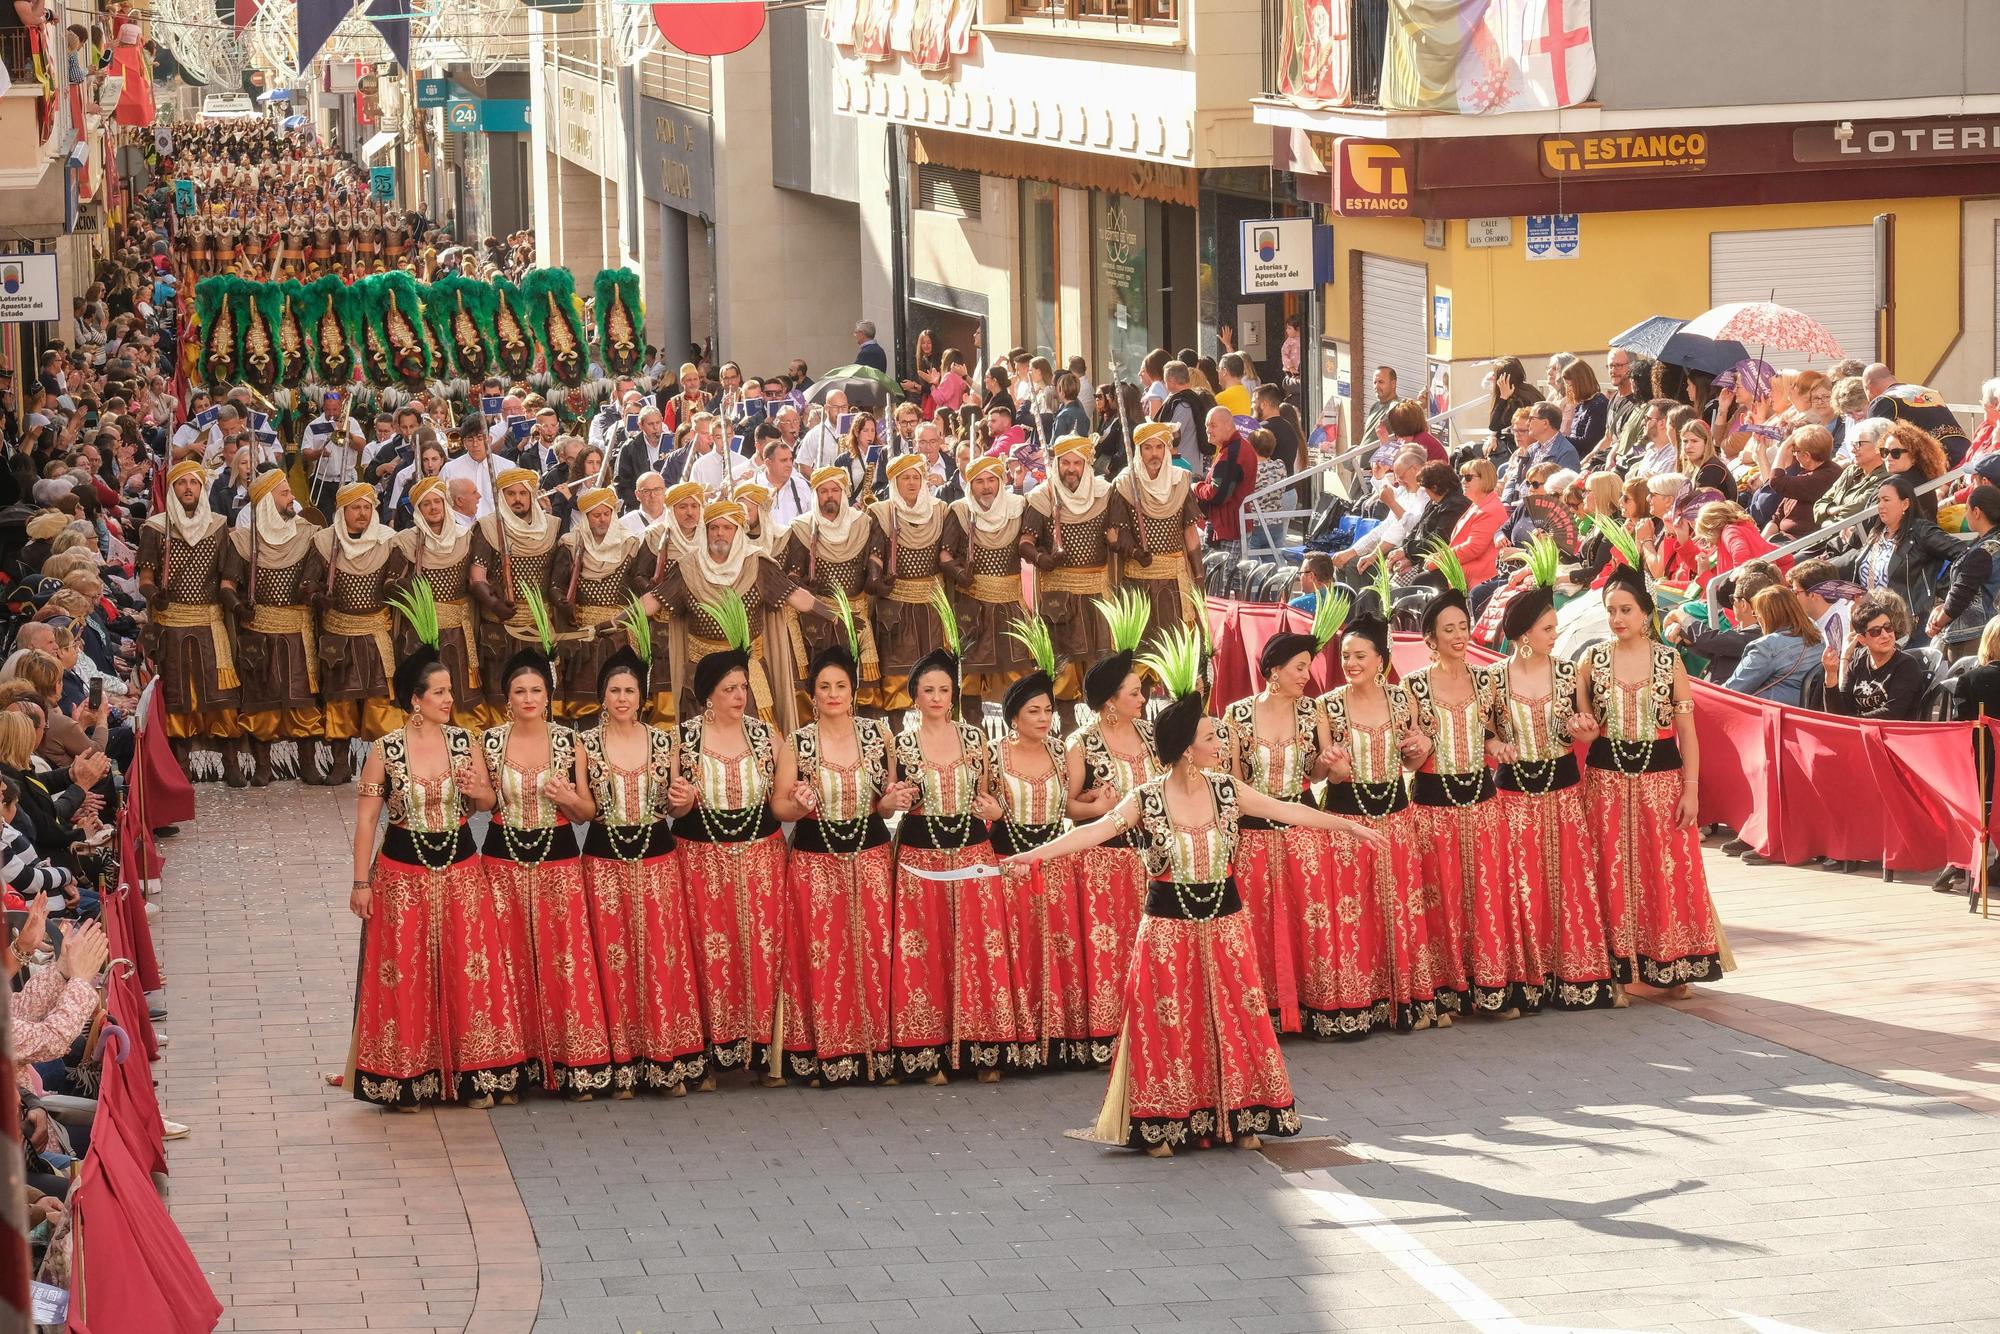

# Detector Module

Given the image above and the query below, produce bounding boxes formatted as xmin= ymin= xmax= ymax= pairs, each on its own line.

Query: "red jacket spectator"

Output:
xmin=1198 ymin=429 xmax=1256 ymax=543
xmin=1443 ymin=488 xmax=1506 ymax=585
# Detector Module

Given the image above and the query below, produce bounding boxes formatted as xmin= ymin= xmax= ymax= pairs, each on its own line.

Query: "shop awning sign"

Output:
xmin=1240 ymin=218 xmax=1317 ymax=293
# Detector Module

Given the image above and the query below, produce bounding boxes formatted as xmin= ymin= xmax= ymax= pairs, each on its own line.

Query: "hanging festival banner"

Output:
xmin=1272 ymin=0 xmax=1354 ymax=109
xmin=822 ymin=0 xmax=973 ymax=71
xmin=1380 ymin=0 xmax=1594 ymax=115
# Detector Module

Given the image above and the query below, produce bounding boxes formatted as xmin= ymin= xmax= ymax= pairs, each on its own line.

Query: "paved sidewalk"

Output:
xmin=156 ymin=785 xmax=2000 ymax=1334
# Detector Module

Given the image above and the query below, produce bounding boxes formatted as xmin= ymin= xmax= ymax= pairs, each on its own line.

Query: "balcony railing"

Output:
xmin=1008 ymin=0 xmax=1178 ymax=24
xmin=1262 ymin=0 xmax=1386 ymax=109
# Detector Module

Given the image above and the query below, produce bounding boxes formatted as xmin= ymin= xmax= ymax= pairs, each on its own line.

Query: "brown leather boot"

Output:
xmin=326 ymin=740 xmax=353 ymax=785
xmin=222 ymin=740 xmax=248 ymax=789
xmin=250 ymin=741 xmax=274 ymax=787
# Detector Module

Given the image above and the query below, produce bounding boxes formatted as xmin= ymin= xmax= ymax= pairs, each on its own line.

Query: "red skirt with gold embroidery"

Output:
xmin=994 ymin=818 xmax=1105 ymax=1070
xmin=1495 ymin=761 xmax=1617 ymax=1010
xmin=482 ymin=826 xmax=616 ymax=1094
xmin=778 ymin=825 xmax=896 ymax=1087
xmin=352 ymin=829 xmax=532 ymax=1107
xmin=1410 ymin=773 xmax=1502 ymax=1016
xmin=1233 ymin=821 xmax=1324 ymax=1033
xmin=581 ymin=821 xmax=710 ymax=1093
xmin=1291 ymin=805 xmax=1401 ymax=1039
xmin=1081 ymin=898 xmax=1302 ymax=1151
xmin=677 ymin=817 xmax=788 ymax=1074
xmin=891 ymin=826 xmax=1039 ymax=1076
xmin=1585 ymin=751 xmax=1726 ymax=989
xmin=1072 ymin=841 xmax=1148 ymax=1049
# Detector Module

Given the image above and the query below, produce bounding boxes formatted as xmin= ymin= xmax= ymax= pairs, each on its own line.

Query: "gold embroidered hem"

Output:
xmin=248 ymin=603 xmax=319 ymax=693
xmin=157 ymin=601 xmax=240 ymax=690
xmin=324 ymin=608 xmax=395 ymax=685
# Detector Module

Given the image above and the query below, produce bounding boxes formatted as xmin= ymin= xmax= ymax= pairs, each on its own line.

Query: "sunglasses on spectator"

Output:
xmin=1859 ymin=620 xmax=1895 ymax=639
xmin=1881 ymin=448 xmax=1908 ymax=459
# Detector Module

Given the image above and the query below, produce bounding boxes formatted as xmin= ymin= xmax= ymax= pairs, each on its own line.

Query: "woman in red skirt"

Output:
xmin=992 ymin=624 xmax=1101 ymax=1070
xmin=1487 ymin=549 xmax=1620 ymax=1012
xmin=1013 ymin=628 xmax=1384 ymax=1156
xmin=349 ymin=643 xmax=531 ymax=1109
xmin=890 ymin=646 xmax=1033 ymax=1081
xmin=578 ymin=646 xmax=710 ymax=1095
xmin=1063 ymin=592 xmax=1160 ymax=1053
xmin=478 ymin=649 xmax=614 ymax=1097
xmin=1581 ymin=564 xmax=1729 ymax=998
xmin=1316 ymin=616 xmax=1430 ymax=1033
xmin=671 ymin=611 xmax=790 ymax=1085
xmin=1221 ymin=603 xmax=1341 ymax=1033
xmin=773 ymin=643 xmax=918 ymax=1086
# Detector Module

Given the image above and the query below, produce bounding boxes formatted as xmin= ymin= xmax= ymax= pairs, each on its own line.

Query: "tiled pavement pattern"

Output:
xmin=159 ymin=785 xmax=2000 ymax=1334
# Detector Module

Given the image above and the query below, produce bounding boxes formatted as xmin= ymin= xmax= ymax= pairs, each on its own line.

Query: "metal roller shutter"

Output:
xmin=1360 ymin=255 xmax=1428 ymax=404
xmin=1709 ymin=225 xmax=1876 ymax=365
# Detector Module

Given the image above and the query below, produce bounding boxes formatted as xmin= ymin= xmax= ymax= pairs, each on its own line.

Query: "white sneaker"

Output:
xmin=144 ymin=902 xmax=160 ymax=918
xmin=161 ymin=1119 xmax=189 ymax=1141
xmin=153 ymin=1028 xmax=169 ymax=1049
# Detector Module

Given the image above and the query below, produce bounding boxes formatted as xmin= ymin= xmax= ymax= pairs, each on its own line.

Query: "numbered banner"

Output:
xmin=173 ymin=178 xmax=196 ymax=215
xmin=369 ymin=165 xmax=395 ymax=202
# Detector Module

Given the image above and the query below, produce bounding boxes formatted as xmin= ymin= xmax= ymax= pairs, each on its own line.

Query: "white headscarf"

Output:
xmin=885 ymin=473 xmax=945 ymax=546
xmin=329 ymin=506 xmax=397 ymax=569
xmin=155 ymin=478 xmax=216 ymax=547
xmin=497 ymin=485 xmax=558 ymax=549
xmin=965 ymin=484 xmax=1026 ymax=540
xmin=1130 ymin=453 xmax=1186 ymax=518
xmin=575 ymin=507 xmax=641 ymax=579
xmin=692 ymin=518 xmax=752 ymax=588
xmin=1050 ymin=462 xmax=1110 ymax=522
xmin=645 ymin=512 xmax=701 ymax=558
xmin=406 ymin=491 xmax=471 ymax=566
xmin=253 ymin=487 xmax=302 ymax=551
xmin=789 ymin=487 xmax=873 ymax=563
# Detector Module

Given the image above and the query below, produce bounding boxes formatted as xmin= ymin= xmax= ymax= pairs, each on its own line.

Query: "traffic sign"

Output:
xmin=445 ymin=98 xmax=479 ymax=132
xmin=416 ymin=78 xmax=451 ymax=108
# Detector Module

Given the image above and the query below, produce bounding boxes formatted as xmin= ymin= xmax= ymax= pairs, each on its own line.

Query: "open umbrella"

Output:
xmin=806 ymin=363 xmax=900 ymax=411
xmin=1609 ymin=315 xmax=1747 ymax=375
xmin=1681 ymin=301 xmax=1843 ymax=361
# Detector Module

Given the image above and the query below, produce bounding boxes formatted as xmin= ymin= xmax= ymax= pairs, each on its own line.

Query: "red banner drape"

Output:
xmin=1213 ymin=596 xmax=1990 ymax=871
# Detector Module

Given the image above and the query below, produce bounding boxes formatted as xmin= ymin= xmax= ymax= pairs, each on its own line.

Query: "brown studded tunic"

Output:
xmin=138 ymin=519 xmax=242 ymax=714
xmin=1018 ymin=486 xmax=1116 ymax=673
xmin=469 ymin=519 xmax=562 ymax=706
xmin=941 ymin=502 xmax=1032 ymax=679
xmin=549 ymin=537 xmax=650 ymax=706
xmin=222 ymin=529 xmax=326 ymax=711
xmin=314 ymin=530 xmax=410 ymax=702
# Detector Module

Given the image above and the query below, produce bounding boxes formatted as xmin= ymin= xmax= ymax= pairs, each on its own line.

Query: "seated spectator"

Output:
xmin=1940 ymin=612 xmax=2000 ymax=895
xmin=1723 ymin=584 xmax=1824 ymax=705
xmin=1787 ymin=556 xmax=1861 ymax=664
xmin=1640 ymin=474 xmax=1699 ymax=584
xmin=1830 ymin=474 xmax=1967 ymax=645
xmin=1333 ymin=446 xmax=1427 ymax=576
xmin=1377 ymin=398 xmax=1445 ymax=465
xmin=6 ymin=903 xmax=106 ymax=1098
xmin=1760 ymin=425 xmax=1841 ymax=542
xmin=1822 ymin=590 xmax=1930 ymax=720
xmin=0 ymin=651 xmax=103 ymax=768
xmin=1290 ymin=553 xmax=1337 ymax=612
xmin=0 ymin=775 xmax=84 ymax=917
xmin=1393 ymin=460 xmax=1469 ymax=573
xmin=1663 ymin=563 xmax=1781 ymax=683
xmin=1881 ymin=419 xmax=1950 ymax=520
xmin=1678 ymin=420 xmax=1733 ymax=495
xmin=1929 ymin=484 xmax=2000 ymax=660
xmin=1691 ymin=500 xmax=1787 ymax=592
xmin=1240 ymin=427 xmax=1290 ymax=554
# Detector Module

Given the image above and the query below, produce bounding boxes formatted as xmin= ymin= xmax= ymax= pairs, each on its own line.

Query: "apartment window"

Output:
xmin=916 ymin=164 xmax=982 ymax=219
xmin=1008 ymin=0 xmax=1177 ymax=21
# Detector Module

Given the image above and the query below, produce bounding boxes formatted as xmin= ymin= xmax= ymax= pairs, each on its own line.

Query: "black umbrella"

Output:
xmin=1609 ymin=316 xmax=1748 ymax=375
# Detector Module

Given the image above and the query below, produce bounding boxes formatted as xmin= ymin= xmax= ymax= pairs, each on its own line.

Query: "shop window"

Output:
xmin=1092 ymin=190 xmax=1163 ymax=381
xmin=916 ymin=164 xmax=982 ymax=219
xmin=1008 ymin=0 xmax=1177 ymax=22
xmin=1021 ymin=181 xmax=1060 ymax=361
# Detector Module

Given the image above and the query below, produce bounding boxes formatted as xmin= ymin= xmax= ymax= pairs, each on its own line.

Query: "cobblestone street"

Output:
xmin=160 ymin=785 xmax=2000 ymax=1334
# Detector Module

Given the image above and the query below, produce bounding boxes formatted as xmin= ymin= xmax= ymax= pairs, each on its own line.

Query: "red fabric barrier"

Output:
xmin=1216 ymin=596 xmax=1989 ymax=871
xmin=67 ymin=1108 xmax=220 ymax=1334
xmin=134 ymin=682 xmax=195 ymax=834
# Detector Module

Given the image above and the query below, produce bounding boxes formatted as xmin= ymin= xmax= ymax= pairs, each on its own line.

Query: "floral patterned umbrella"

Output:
xmin=1681 ymin=301 xmax=1844 ymax=360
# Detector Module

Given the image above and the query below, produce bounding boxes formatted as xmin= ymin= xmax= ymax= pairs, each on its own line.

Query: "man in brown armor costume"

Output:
xmin=550 ymin=486 xmax=649 ymax=723
xmin=393 ymin=476 xmax=484 ymax=728
xmin=220 ymin=470 xmax=325 ymax=786
xmin=654 ymin=500 xmax=814 ymax=730
xmin=778 ymin=465 xmax=886 ymax=714
xmin=138 ymin=460 xmax=247 ymax=784
xmin=313 ymin=482 xmax=408 ymax=784
xmin=941 ymin=455 xmax=1031 ymax=720
xmin=866 ymin=453 xmax=951 ymax=719
xmin=1018 ymin=434 xmax=1115 ymax=726
xmin=1110 ymin=420 xmax=1202 ymax=650
xmin=467 ymin=466 xmax=564 ymax=720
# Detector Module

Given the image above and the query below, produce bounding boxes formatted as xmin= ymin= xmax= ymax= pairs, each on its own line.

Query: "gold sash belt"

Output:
xmin=432 ymin=598 xmax=480 ymax=687
xmin=248 ymin=603 xmax=320 ymax=694
xmin=1039 ymin=566 xmax=1108 ymax=595
xmin=1123 ymin=554 xmax=1197 ymax=627
xmin=785 ymin=591 xmax=879 ymax=682
xmin=968 ymin=574 xmax=1023 ymax=606
xmin=156 ymin=601 xmax=239 ymax=691
xmin=323 ymin=608 xmax=395 ymax=688
xmin=889 ymin=576 xmax=942 ymax=605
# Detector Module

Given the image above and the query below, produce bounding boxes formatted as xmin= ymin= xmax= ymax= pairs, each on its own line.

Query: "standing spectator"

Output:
xmin=1928 ymin=484 xmax=2000 ymax=657
xmin=1240 ymin=427 xmax=1289 ymax=555
xmin=1159 ymin=361 xmax=1214 ymax=471
xmin=851 ymin=320 xmax=887 ymax=372
xmin=1360 ymin=365 xmax=1399 ymax=443
xmin=931 ymin=349 xmax=970 ymax=416
xmin=1254 ymin=382 xmax=1305 ymax=475
xmin=1050 ymin=373 xmax=1090 ymax=440
xmin=1195 ymin=406 xmax=1255 ymax=557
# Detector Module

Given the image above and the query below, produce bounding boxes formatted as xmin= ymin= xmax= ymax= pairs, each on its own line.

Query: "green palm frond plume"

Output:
xmin=1369 ymin=550 xmax=1394 ymax=617
xmin=1137 ymin=624 xmax=1205 ymax=700
xmin=386 ymin=577 xmax=440 ymax=648
xmin=1311 ymin=588 xmax=1352 ymax=652
xmin=1523 ymin=532 xmax=1562 ymax=590
xmin=696 ymin=588 xmax=753 ymax=653
xmin=621 ymin=593 xmax=653 ymax=664
xmin=828 ymin=585 xmax=861 ymax=660
xmin=517 ymin=581 xmax=556 ymax=656
xmin=1599 ymin=519 xmax=1645 ymax=573
xmin=1187 ymin=585 xmax=1213 ymax=653
xmin=1004 ymin=614 xmax=1058 ymax=679
xmin=928 ymin=582 xmax=962 ymax=657
xmin=1426 ymin=538 xmax=1468 ymax=595
xmin=1093 ymin=588 xmax=1150 ymax=653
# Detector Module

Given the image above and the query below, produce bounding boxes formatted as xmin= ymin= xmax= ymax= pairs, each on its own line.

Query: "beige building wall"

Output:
xmin=909 ymin=173 xmax=1019 ymax=358
xmin=1932 ymin=198 xmax=2000 ymax=407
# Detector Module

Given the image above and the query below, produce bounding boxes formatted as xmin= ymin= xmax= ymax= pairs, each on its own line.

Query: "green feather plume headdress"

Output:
xmin=1599 ymin=518 xmax=1645 ymax=573
xmin=520 ymin=268 xmax=588 ymax=387
xmin=827 ymin=585 xmax=862 ymax=660
xmin=194 ymin=275 xmax=243 ymax=386
xmin=1368 ymin=549 xmax=1395 ymax=619
xmin=1093 ymin=588 xmax=1150 ymax=654
xmin=1426 ymin=538 xmax=1468 ymax=595
xmin=1138 ymin=623 xmax=1206 ymax=701
xmin=621 ymin=593 xmax=654 ymax=665
xmin=1522 ymin=532 xmax=1562 ymax=591
xmin=491 ymin=276 xmax=538 ymax=378
xmin=1004 ymin=614 xmax=1058 ymax=680
xmin=696 ymin=588 xmax=754 ymax=654
xmin=352 ymin=275 xmax=394 ymax=387
xmin=593 ymin=268 xmax=644 ymax=377
xmin=1310 ymin=588 xmax=1353 ymax=653
xmin=415 ymin=283 xmax=458 ymax=377
xmin=517 ymin=581 xmax=557 ymax=657
xmin=387 ymin=577 xmax=442 ymax=649
xmin=241 ymin=280 xmax=287 ymax=393
xmin=378 ymin=270 xmax=436 ymax=386
xmin=928 ymin=582 xmax=963 ymax=658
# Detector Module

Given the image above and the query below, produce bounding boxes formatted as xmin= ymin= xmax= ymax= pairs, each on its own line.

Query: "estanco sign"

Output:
xmin=1539 ymin=131 xmax=1708 ymax=178
xmin=1333 ymin=139 xmax=1412 ymax=216
xmin=1793 ymin=119 xmax=2000 ymax=163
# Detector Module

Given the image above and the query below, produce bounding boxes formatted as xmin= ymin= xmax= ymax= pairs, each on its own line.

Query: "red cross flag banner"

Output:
xmin=651 ymin=1 xmax=766 ymax=57
xmin=1380 ymin=0 xmax=1595 ymax=114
